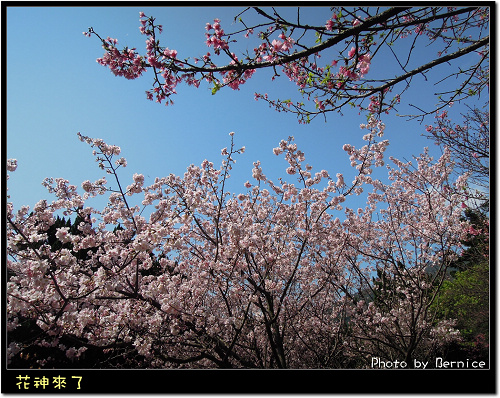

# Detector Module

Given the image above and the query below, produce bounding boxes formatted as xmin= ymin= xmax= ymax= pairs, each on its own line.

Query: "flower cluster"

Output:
xmin=85 ymin=7 xmax=489 ymax=124
xmin=220 ymin=54 xmax=256 ymax=90
xmin=7 ymin=122 xmax=470 ymax=368
xmin=94 ymin=35 xmax=146 ymax=80
xmin=205 ymin=18 xmax=229 ymax=55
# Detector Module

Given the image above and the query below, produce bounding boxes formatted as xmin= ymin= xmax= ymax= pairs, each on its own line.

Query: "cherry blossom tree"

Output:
xmin=341 ymin=149 xmax=468 ymax=366
xmin=85 ymin=6 xmax=489 ymax=123
xmin=425 ymin=106 xmax=489 ymax=194
xmin=6 ymin=6 xmax=489 ymax=371
xmin=7 ymin=118 xmax=470 ymax=368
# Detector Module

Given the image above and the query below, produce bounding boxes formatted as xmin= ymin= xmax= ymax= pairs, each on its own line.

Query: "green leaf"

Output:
xmin=315 ymin=31 xmax=322 ymax=44
xmin=211 ymin=82 xmax=221 ymax=95
xmin=306 ymin=75 xmax=312 ymax=85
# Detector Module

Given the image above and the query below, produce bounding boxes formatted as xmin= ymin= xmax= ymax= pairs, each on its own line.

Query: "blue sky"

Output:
xmin=6 ymin=6 xmax=487 ymax=214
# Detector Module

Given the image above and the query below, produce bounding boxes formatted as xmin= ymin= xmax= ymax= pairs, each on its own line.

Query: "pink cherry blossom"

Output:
xmin=11 ymin=7 xmax=487 ymax=366
xmin=5 ymin=125 xmax=466 ymax=369
xmin=83 ymin=7 xmax=489 ymax=124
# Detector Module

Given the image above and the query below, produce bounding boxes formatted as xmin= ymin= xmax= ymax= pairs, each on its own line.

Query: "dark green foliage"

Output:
xmin=432 ymin=203 xmax=489 ymax=361
xmin=433 ymin=261 xmax=489 ymax=361
xmin=453 ymin=201 xmax=489 ymax=272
